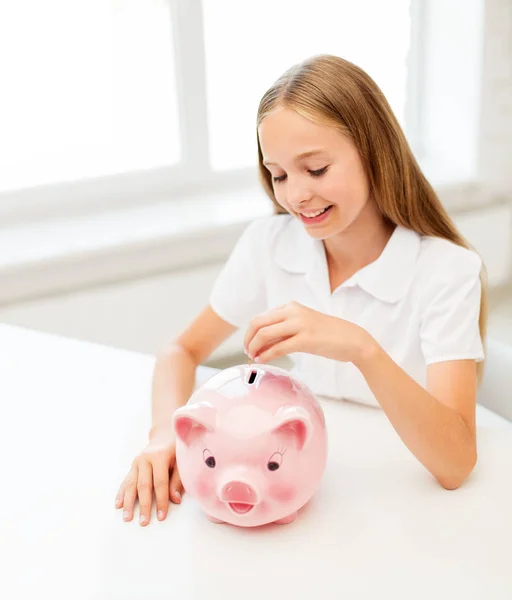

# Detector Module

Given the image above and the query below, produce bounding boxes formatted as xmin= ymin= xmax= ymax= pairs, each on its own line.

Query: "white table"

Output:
xmin=1 ymin=323 xmax=511 ymax=600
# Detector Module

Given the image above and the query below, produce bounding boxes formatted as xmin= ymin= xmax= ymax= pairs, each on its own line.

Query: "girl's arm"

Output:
xmin=117 ymin=305 xmax=236 ymax=525
xmin=149 ymin=305 xmax=237 ymax=438
xmin=354 ymin=342 xmax=478 ymax=490
xmin=244 ymin=301 xmax=479 ymax=490
xmin=149 ymin=344 xmax=198 ymax=438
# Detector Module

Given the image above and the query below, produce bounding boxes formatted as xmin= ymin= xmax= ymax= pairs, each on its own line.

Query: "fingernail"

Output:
xmin=139 ymin=515 xmax=147 ymax=525
xmin=157 ymin=510 xmax=164 ymax=520
xmin=174 ymin=491 xmax=181 ymax=502
xmin=123 ymin=511 xmax=130 ymax=520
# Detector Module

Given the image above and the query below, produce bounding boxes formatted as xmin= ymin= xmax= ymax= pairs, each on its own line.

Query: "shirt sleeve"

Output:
xmin=209 ymin=217 xmax=272 ymax=328
xmin=420 ymin=248 xmax=485 ymax=364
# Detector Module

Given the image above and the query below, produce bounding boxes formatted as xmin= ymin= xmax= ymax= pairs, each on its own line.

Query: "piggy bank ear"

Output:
xmin=270 ymin=406 xmax=312 ymax=451
xmin=173 ymin=403 xmax=217 ymax=447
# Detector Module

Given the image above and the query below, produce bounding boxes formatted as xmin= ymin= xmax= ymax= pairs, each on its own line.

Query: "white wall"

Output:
xmin=0 ymin=260 xmax=247 ymax=364
xmin=420 ymin=0 xmax=485 ymax=181
xmin=478 ymin=0 xmax=512 ymax=197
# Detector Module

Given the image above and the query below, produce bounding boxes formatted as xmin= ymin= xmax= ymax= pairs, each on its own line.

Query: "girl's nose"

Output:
xmin=287 ymin=182 xmax=314 ymax=209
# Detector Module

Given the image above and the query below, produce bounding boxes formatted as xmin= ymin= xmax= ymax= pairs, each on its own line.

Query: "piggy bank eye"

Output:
xmin=203 ymin=449 xmax=216 ymax=468
xmin=267 ymin=452 xmax=283 ymax=471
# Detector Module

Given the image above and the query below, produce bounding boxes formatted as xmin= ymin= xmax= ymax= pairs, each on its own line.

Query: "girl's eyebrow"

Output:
xmin=263 ymin=149 xmax=328 ymax=167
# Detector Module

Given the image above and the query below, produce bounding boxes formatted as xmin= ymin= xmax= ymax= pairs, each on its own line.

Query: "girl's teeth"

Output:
xmin=302 ymin=207 xmax=329 ymax=218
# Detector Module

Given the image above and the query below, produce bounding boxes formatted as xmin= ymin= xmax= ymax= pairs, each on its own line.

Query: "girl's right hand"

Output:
xmin=115 ymin=428 xmax=184 ymax=526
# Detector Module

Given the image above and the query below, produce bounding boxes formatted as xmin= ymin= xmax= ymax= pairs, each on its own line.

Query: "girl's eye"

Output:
xmin=272 ymin=166 xmax=328 ymax=184
xmin=310 ymin=166 xmax=328 ymax=177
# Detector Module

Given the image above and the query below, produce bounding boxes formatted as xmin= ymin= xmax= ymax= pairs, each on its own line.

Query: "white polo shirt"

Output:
xmin=209 ymin=214 xmax=485 ymax=407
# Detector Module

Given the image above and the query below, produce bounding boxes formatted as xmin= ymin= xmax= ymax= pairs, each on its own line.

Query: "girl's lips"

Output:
xmin=299 ymin=205 xmax=333 ymax=225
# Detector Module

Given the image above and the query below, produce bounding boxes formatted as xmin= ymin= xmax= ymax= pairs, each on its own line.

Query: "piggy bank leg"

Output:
xmin=206 ymin=514 xmax=226 ymax=524
xmin=274 ymin=511 xmax=297 ymax=525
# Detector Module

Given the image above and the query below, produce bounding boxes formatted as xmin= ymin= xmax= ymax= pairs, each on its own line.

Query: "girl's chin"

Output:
xmin=298 ymin=210 xmax=344 ymax=236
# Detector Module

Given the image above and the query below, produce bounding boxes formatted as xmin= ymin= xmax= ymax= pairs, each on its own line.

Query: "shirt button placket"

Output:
xmin=330 ymin=285 xmax=347 ymax=401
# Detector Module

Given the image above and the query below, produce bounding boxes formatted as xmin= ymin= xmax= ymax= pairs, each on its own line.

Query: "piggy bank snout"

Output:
xmin=220 ymin=481 xmax=259 ymax=505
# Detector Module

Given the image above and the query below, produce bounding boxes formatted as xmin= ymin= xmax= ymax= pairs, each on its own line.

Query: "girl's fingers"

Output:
xmin=115 ymin=482 xmax=125 ymax=509
xmin=253 ymin=336 xmax=298 ymax=364
xmin=169 ymin=466 xmax=184 ymax=504
xmin=244 ymin=306 xmax=287 ymax=353
xmin=136 ymin=460 xmax=153 ymax=526
xmin=247 ymin=321 xmax=296 ymax=360
xmin=152 ymin=461 xmax=170 ymax=521
xmin=121 ymin=469 xmax=138 ymax=522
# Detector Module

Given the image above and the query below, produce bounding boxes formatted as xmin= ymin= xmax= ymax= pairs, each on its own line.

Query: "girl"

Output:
xmin=116 ymin=54 xmax=487 ymax=526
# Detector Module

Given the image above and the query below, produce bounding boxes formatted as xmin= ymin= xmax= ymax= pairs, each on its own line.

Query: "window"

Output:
xmin=0 ymin=0 xmax=414 ymax=218
xmin=202 ymin=0 xmax=412 ymax=171
xmin=0 ymin=0 xmax=180 ymax=194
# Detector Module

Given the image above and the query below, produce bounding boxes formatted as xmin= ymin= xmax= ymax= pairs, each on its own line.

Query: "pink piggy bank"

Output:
xmin=172 ymin=363 xmax=328 ymax=527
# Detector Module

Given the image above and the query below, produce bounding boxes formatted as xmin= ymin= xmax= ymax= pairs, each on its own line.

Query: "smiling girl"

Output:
xmin=116 ymin=54 xmax=487 ymax=526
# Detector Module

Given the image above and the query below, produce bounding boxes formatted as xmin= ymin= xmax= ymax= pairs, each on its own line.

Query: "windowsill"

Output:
xmin=0 ymin=184 xmax=274 ymax=306
xmin=0 ymin=178 xmax=507 ymax=307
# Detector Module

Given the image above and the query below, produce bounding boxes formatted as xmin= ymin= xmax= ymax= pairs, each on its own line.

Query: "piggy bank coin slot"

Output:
xmin=247 ymin=370 xmax=258 ymax=385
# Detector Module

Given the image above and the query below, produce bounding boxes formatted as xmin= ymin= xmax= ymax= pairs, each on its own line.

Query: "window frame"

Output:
xmin=0 ymin=0 xmax=464 ymax=225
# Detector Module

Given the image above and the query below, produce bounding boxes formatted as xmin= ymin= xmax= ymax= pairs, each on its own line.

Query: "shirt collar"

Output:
xmin=275 ymin=217 xmax=421 ymax=303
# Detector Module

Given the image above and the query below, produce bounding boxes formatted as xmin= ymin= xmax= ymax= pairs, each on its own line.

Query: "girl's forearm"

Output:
xmin=149 ymin=344 xmax=198 ymax=439
xmin=353 ymin=341 xmax=477 ymax=489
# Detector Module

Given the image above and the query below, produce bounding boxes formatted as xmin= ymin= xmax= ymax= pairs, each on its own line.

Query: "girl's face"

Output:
xmin=258 ymin=107 xmax=374 ymax=240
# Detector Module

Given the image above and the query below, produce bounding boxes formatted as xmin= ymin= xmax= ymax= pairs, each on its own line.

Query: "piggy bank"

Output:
xmin=172 ymin=363 xmax=327 ymax=527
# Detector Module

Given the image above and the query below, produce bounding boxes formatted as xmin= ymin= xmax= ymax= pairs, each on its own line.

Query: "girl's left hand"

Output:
xmin=243 ymin=301 xmax=375 ymax=365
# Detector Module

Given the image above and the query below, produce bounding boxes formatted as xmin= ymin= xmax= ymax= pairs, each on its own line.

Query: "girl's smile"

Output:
xmin=298 ymin=204 xmax=334 ymax=225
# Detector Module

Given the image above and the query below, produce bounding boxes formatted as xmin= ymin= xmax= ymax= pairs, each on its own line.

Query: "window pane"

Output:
xmin=0 ymin=0 xmax=180 ymax=194
xmin=203 ymin=1 xmax=411 ymax=171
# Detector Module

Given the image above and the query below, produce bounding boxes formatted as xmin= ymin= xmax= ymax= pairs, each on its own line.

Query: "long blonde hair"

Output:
xmin=256 ymin=54 xmax=487 ymax=381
